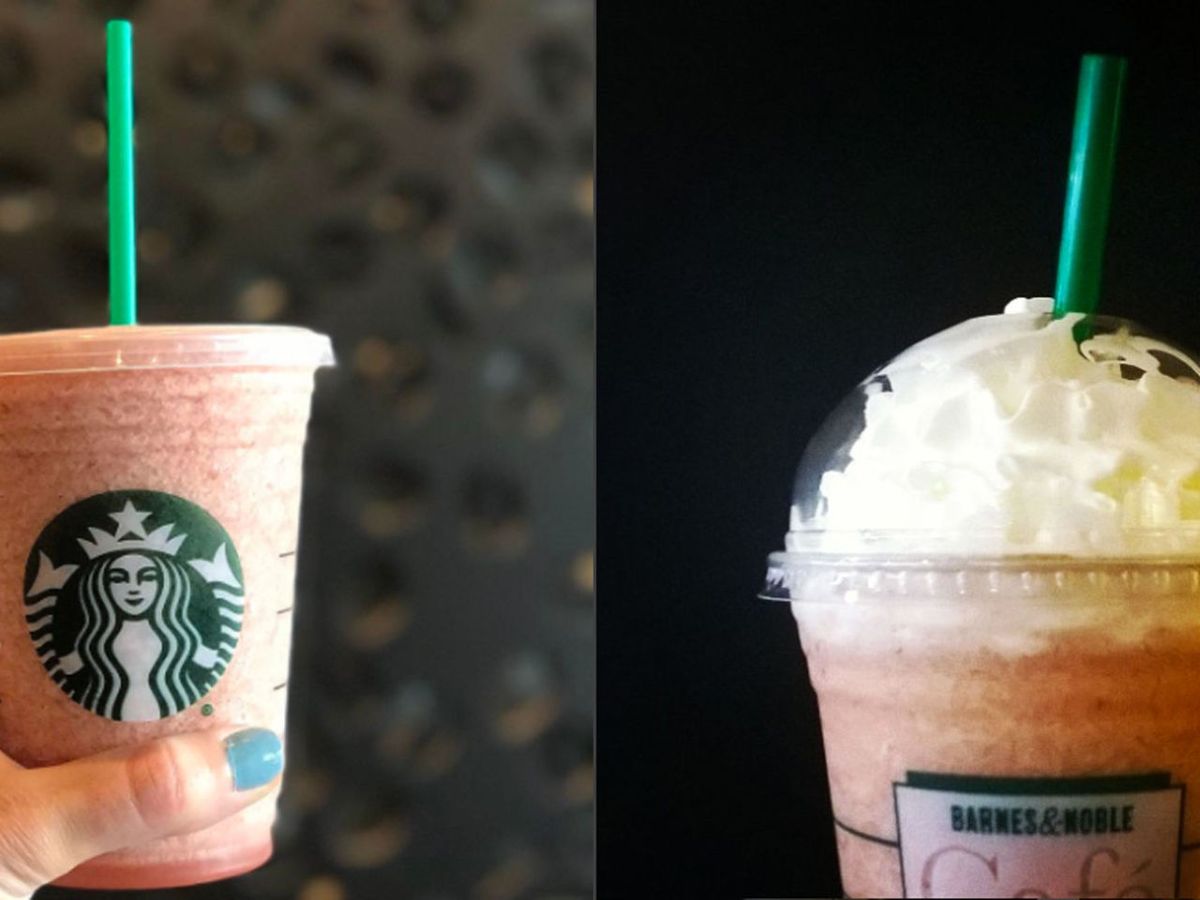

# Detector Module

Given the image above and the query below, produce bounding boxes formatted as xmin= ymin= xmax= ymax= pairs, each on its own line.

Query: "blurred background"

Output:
xmin=9 ymin=1 xmax=593 ymax=898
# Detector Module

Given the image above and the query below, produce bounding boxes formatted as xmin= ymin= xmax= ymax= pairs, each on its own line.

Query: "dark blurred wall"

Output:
xmin=599 ymin=1 xmax=1200 ymax=897
xmin=9 ymin=1 xmax=593 ymax=898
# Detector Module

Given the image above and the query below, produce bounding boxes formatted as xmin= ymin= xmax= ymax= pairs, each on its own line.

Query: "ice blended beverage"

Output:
xmin=0 ymin=325 xmax=332 ymax=888
xmin=0 ymin=19 xmax=337 ymax=888
xmin=764 ymin=300 xmax=1200 ymax=898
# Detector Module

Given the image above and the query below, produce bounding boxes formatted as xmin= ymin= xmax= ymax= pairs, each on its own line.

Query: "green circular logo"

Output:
xmin=24 ymin=490 xmax=244 ymax=722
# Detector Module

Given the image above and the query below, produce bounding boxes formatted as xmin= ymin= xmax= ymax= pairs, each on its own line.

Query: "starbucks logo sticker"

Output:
xmin=24 ymin=490 xmax=244 ymax=722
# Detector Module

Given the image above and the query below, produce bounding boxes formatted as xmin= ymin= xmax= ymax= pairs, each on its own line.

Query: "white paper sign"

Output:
xmin=894 ymin=773 xmax=1183 ymax=899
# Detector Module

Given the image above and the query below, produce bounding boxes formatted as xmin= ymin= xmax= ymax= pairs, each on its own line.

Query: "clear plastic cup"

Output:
xmin=0 ymin=324 xmax=333 ymax=888
xmin=765 ymin=312 xmax=1200 ymax=899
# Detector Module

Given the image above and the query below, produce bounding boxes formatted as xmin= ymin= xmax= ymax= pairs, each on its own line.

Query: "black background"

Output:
xmin=598 ymin=2 xmax=1200 ymax=897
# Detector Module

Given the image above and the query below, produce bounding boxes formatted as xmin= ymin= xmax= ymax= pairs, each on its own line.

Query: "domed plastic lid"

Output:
xmin=777 ymin=300 xmax=1200 ymax=566
xmin=0 ymin=324 xmax=335 ymax=375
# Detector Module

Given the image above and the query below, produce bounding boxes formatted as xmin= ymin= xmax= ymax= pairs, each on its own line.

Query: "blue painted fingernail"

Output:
xmin=224 ymin=728 xmax=284 ymax=791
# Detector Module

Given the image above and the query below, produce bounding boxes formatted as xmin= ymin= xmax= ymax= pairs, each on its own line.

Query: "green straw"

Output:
xmin=1053 ymin=54 xmax=1127 ymax=319
xmin=107 ymin=20 xmax=136 ymax=326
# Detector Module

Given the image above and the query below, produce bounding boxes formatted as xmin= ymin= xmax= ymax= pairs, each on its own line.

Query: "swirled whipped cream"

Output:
xmin=790 ymin=298 xmax=1200 ymax=555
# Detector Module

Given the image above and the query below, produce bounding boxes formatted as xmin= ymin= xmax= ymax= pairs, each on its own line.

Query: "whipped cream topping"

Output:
xmin=789 ymin=300 xmax=1200 ymax=555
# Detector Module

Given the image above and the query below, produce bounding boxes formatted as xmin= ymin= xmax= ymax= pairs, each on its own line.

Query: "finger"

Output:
xmin=0 ymin=746 xmax=23 ymax=774
xmin=0 ymin=727 xmax=283 ymax=887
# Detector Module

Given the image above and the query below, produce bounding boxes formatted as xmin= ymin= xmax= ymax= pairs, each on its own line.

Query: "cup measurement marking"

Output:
xmin=834 ymin=815 xmax=899 ymax=848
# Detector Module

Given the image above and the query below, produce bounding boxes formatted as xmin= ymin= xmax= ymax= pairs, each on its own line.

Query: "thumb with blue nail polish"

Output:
xmin=225 ymin=727 xmax=285 ymax=792
xmin=0 ymin=726 xmax=285 ymax=896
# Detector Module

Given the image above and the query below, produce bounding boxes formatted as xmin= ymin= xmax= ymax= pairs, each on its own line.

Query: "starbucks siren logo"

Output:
xmin=24 ymin=490 xmax=244 ymax=722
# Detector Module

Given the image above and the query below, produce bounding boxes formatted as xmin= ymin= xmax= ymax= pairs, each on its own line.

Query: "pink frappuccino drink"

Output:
xmin=765 ymin=301 xmax=1200 ymax=898
xmin=0 ymin=325 xmax=332 ymax=888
